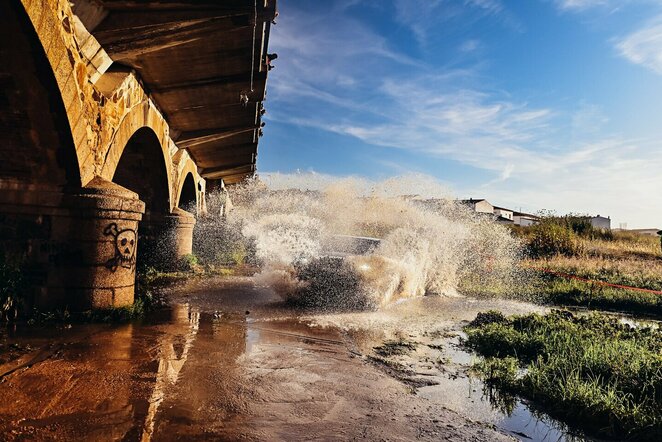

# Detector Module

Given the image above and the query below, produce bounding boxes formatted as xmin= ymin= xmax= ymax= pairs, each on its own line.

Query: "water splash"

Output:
xmin=204 ymin=173 xmax=525 ymax=310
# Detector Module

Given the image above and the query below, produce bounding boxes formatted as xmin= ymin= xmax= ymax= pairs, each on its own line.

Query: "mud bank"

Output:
xmin=0 ymin=276 xmax=512 ymax=441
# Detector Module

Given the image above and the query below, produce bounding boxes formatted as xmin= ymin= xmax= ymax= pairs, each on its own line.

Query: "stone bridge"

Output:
xmin=0 ymin=0 xmax=276 ymax=310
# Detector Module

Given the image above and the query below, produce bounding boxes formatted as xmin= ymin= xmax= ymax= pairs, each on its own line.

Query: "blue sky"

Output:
xmin=259 ymin=0 xmax=662 ymax=228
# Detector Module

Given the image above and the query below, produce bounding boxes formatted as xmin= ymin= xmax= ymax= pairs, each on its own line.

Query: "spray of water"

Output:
xmin=199 ymin=173 xmax=526 ymax=310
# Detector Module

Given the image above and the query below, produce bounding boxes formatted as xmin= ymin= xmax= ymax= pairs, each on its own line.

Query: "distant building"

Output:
xmin=493 ymin=206 xmax=514 ymax=221
xmin=589 ymin=215 xmax=611 ymax=230
xmin=460 ymin=198 xmax=494 ymax=214
xmin=460 ymin=199 xmax=539 ymax=226
xmin=513 ymin=211 xmax=540 ymax=227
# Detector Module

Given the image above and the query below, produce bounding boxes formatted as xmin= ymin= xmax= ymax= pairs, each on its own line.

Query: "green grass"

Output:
xmin=542 ymin=277 xmax=662 ymax=317
xmin=464 ymin=310 xmax=662 ymax=440
xmin=508 ymin=215 xmax=662 ymax=316
xmin=27 ymin=277 xmax=158 ymax=325
xmin=527 ymin=256 xmax=662 ymax=317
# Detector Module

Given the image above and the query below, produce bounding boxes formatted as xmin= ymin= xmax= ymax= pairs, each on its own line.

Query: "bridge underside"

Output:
xmin=75 ymin=0 xmax=275 ymax=184
xmin=0 ymin=0 xmax=275 ymax=312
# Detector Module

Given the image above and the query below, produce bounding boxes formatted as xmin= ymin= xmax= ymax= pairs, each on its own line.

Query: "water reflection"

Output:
xmin=148 ymin=309 xmax=249 ymax=439
xmin=2 ymin=281 xmax=638 ymax=441
xmin=141 ymin=303 xmax=200 ymax=441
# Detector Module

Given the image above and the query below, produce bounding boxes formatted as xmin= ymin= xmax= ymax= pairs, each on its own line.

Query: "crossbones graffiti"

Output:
xmin=104 ymin=223 xmax=137 ymax=271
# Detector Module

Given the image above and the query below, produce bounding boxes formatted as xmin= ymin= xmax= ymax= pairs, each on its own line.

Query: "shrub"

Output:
xmin=516 ymin=213 xmax=618 ymax=258
xmin=528 ymin=221 xmax=582 ymax=257
xmin=474 ymin=356 xmax=519 ymax=389
xmin=178 ymin=253 xmax=199 ymax=272
xmin=468 ymin=310 xmax=509 ymax=327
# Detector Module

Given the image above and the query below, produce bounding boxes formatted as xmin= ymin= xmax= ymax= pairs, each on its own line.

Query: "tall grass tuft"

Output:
xmin=465 ymin=310 xmax=662 ymax=440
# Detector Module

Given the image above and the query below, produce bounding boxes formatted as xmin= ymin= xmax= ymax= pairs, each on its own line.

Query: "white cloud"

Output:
xmin=393 ymin=0 xmax=517 ymax=47
xmin=265 ymin=1 xmax=662 ymax=228
xmin=274 ymin=71 xmax=662 ymax=227
xmin=268 ymin=4 xmax=422 ymax=112
xmin=326 ymin=76 xmax=555 ymax=174
xmin=556 ymin=0 xmax=609 ymax=11
xmin=465 ymin=0 xmax=503 ymax=14
xmin=616 ymin=17 xmax=662 ymax=74
xmin=555 ymin=2 xmax=662 ymax=74
xmin=393 ymin=0 xmax=447 ymax=46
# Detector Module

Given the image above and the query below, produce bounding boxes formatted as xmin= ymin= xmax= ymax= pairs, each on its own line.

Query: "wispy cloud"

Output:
xmin=571 ymin=102 xmax=609 ymax=135
xmin=554 ymin=1 xmax=662 ymax=74
xmin=265 ymin=0 xmax=662 ymax=227
xmin=393 ymin=0 xmax=517 ymax=47
xmin=556 ymin=0 xmax=609 ymax=11
xmin=268 ymin=3 xmax=422 ymax=110
xmin=323 ymin=76 xmax=555 ymax=175
xmin=393 ymin=0 xmax=446 ymax=46
xmin=466 ymin=0 xmax=504 ymax=14
xmin=616 ymin=16 xmax=662 ymax=74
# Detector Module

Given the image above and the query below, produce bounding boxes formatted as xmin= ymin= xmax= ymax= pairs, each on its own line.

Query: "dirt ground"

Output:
xmin=0 ymin=276 xmax=514 ymax=441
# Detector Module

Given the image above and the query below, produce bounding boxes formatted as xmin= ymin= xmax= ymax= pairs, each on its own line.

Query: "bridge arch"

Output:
xmin=0 ymin=1 xmax=81 ymax=189
xmin=177 ymin=172 xmax=198 ymax=212
xmin=16 ymin=0 xmax=106 ymax=185
xmin=111 ymin=127 xmax=172 ymax=215
xmin=99 ymin=103 xmax=176 ymax=210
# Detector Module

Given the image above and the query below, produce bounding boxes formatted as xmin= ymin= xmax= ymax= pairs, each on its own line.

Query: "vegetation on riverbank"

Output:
xmin=534 ymin=256 xmax=662 ymax=316
xmin=542 ymin=277 xmax=662 ymax=316
xmin=510 ymin=215 xmax=662 ymax=317
xmin=511 ymin=214 xmax=659 ymax=259
xmin=464 ymin=310 xmax=662 ymax=441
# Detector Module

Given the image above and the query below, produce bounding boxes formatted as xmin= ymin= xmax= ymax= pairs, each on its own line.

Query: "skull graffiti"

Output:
xmin=104 ymin=223 xmax=137 ymax=271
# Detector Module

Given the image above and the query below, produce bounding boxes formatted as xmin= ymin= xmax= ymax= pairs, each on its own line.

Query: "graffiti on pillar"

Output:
xmin=104 ymin=223 xmax=137 ymax=271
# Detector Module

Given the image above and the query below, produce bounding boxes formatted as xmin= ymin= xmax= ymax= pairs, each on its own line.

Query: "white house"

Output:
xmin=493 ymin=206 xmax=514 ymax=221
xmin=460 ymin=198 xmax=494 ymax=214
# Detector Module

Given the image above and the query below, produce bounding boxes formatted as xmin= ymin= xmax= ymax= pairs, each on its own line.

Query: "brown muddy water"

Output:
xmin=1 ymin=276 xmax=593 ymax=441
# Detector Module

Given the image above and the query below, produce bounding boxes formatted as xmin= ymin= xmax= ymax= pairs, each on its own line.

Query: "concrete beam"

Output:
xmin=201 ymin=164 xmax=254 ymax=180
xmin=177 ymin=125 xmax=259 ymax=149
xmin=94 ymin=16 xmax=253 ymax=59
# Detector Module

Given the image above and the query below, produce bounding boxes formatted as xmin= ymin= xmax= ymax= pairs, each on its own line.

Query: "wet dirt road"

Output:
xmin=0 ymin=276 xmax=513 ymax=441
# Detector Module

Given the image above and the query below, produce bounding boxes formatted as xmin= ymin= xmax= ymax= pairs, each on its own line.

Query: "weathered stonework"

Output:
xmin=20 ymin=0 xmax=203 ymax=204
xmin=1 ymin=0 xmax=208 ymax=309
xmin=0 ymin=177 xmax=145 ymax=309
xmin=3 ymin=0 xmax=274 ymax=310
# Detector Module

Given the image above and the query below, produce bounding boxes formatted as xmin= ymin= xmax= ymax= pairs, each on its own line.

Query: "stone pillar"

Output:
xmin=0 ymin=177 xmax=145 ymax=310
xmin=165 ymin=208 xmax=196 ymax=258
xmin=139 ymin=208 xmax=196 ymax=270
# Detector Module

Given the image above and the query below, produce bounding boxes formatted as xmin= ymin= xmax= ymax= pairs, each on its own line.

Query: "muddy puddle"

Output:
xmin=2 ymin=276 xmax=646 ymax=441
xmin=305 ymin=296 xmax=599 ymax=441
